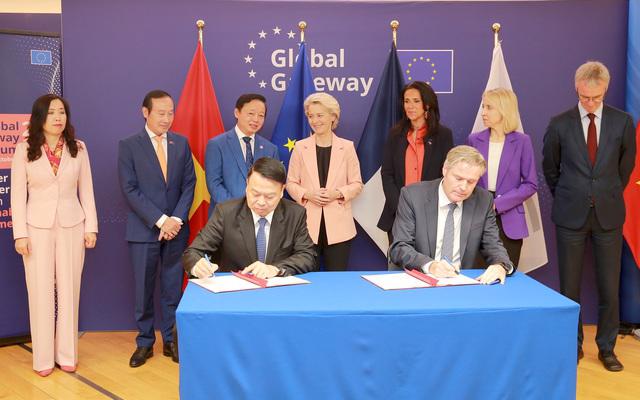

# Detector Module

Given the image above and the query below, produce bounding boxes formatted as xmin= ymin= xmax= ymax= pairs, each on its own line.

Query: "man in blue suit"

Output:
xmin=205 ymin=93 xmax=279 ymax=216
xmin=118 ymin=90 xmax=196 ymax=368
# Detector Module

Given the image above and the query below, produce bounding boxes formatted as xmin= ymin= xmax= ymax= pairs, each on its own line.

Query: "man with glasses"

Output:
xmin=543 ymin=61 xmax=636 ymax=371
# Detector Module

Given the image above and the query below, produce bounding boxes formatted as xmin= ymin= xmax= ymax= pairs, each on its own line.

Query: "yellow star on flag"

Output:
xmin=284 ymin=137 xmax=296 ymax=152
xmin=188 ymin=155 xmax=211 ymax=219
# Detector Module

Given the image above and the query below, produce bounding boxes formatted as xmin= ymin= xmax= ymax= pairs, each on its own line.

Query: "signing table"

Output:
xmin=177 ymin=271 xmax=578 ymax=400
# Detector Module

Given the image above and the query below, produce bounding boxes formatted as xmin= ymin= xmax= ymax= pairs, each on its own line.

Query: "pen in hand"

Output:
xmin=204 ymin=254 xmax=215 ymax=278
xmin=441 ymin=256 xmax=459 ymax=275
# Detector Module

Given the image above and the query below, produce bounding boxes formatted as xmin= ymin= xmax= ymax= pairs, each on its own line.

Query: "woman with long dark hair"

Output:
xmin=378 ymin=81 xmax=453 ymax=243
xmin=11 ymin=94 xmax=98 ymax=376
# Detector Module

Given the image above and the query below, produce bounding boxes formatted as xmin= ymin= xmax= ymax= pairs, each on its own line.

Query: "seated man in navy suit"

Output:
xmin=205 ymin=93 xmax=279 ymax=217
xmin=184 ymin=157 xmax=316 ymax=279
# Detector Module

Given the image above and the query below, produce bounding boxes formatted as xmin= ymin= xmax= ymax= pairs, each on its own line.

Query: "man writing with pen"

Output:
xmin=182 ymin=157 xmax=316 ymax=279
xmin=389 ymin=145 xmax=514 ymax=284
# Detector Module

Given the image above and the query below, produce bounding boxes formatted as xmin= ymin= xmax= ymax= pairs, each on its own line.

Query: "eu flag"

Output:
xmin=352 ymin=43 xmax=405 ymax=254
xmin=270 ymin=42 xmax=315 ymax=169
xmin=397 ymin=50 xmax=453 ymax=93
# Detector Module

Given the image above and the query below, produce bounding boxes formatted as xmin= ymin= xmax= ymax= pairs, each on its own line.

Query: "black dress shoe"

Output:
xmin=163 ymin=342 xmax=179 ymax=363
xmin=598 ymin=351 xmax=623 ymax=372
xmin=577 ymin=347 xmax=584 ymax=363
xmin=129 ymin=347 xmax=153 ymax=368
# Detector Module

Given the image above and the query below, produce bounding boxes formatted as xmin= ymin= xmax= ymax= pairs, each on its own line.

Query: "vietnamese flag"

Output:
xmin=172 ymin=41 xmax=224 ymax=246
xmin=623 ymin=122 xmax=640 ymax=268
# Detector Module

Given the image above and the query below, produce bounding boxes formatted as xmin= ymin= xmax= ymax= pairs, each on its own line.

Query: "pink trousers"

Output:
xmin=23 ymin=216 xmax=85 ymax=371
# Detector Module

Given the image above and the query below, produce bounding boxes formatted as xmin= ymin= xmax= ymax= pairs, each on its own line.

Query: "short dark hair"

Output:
xmin=247 ymin=157 xmax=286 ymax=185
xmin=235 ymin=93 xmax=267 ymax=113
xmin=142 ymin=90 xmax=172 ymax=111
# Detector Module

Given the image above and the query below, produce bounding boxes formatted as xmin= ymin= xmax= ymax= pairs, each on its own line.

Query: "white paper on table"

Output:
xmin=190 ymin=275 xmax=310 ymax=293
xmin=362 ymin=272 xmax=481 ymax=290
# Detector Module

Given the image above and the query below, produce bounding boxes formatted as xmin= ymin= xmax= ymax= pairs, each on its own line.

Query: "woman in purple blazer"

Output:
xmin=467 ymin=88 xmax=537 ymax=267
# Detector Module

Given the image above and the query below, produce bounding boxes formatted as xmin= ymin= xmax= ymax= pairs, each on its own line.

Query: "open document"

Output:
xmin=190 ymin=273 xmax=310 ymax=293
xmin=362 ymin=269 xmax=484 ymax=290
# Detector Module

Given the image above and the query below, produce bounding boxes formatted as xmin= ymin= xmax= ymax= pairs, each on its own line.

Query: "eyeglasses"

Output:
xmin=578 ymin=94 xmax=604 ymax=103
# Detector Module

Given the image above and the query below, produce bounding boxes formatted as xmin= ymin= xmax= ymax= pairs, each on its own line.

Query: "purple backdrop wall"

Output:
xmin=56 ymin=0 xmax=628 ymax=330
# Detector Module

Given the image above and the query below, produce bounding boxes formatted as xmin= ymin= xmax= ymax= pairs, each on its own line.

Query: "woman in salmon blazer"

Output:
xmin=287 ymin=93 xmax=363 ymax=270
xmin=11 ymin=94 xmax=98 ymax=377
xmin=467 ymin=88 xmax=537 ymax=267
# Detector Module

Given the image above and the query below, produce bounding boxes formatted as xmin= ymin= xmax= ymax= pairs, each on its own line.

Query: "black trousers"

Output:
xmin=316 ymin=215 xmax=352 ymax=271
xmin=496 ymin=215 xmax=523 ymax=267
xmin=556 ymin=208 xmax=622 ymax=353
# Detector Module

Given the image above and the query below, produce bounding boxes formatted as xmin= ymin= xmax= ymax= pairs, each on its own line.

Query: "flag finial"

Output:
xmin=492 ymin=22 xmax=501 ymax=48
xmin=390 ymin=20 xmax=399 ymax=47
xmin=298 ymin=21 xmax=307 ymax=43
xmin=196 ymin=19 xmax=205 ymax=44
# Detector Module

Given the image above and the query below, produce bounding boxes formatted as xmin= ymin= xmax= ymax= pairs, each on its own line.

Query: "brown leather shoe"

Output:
xmin=163 ymin=341 xmax=179 ymax=363
xmin=598 ymin=351 xmax=623 ymax=372
xmin=129 ymin=346 xmax=153 ymax=368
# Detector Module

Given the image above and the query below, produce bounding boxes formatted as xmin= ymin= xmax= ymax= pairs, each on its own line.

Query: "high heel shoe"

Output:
xmin=36 ymin=368 xmax=53 ymax=377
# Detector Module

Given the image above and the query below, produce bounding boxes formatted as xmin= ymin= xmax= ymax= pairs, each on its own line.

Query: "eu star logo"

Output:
xmin=284 ymin=137 xmax=296 ymax=152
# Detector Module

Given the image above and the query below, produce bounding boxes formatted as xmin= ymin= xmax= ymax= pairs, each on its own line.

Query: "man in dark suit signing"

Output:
xmin=543 ymin=61 xmax=636 ymax=372
xmin=118 ymin=90 xmax=196 ymax=367
xmin=183 ymin=157 xmax=316 ymax=279
xmin=389 ymin=145 xmax=514 ymax=285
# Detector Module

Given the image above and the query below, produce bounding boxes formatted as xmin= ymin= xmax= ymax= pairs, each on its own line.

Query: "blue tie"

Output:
xmin=242 ymin=136 xmax=254 ymax=169
xmin=256 ymin=217 xmax=267 ymax=263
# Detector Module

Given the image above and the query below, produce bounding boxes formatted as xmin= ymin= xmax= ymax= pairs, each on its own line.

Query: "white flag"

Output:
xmin=472 ymin=42 xmax=548 ymax=273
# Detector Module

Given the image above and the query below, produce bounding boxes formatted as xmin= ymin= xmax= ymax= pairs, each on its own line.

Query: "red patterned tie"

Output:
xmin=587 ymin=113 xmax=597 ymax=166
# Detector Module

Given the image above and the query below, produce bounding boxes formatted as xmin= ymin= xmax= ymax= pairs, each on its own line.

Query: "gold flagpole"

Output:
xmin=298 ymin=21 xmax=307 ymax=43
xmin=197 ymin=19 xmax=205 ymax=45
xmin=492 ymin=22 xmax=501 ymax=47
xmin=390 ymin=20 xmax=399 ymax=47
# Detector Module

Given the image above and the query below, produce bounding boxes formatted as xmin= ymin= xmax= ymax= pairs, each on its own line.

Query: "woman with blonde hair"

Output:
xmin=286 ymin=92 xmax=363 ymax=270
xmin=467 ymin=88 xmax=537 ymax=267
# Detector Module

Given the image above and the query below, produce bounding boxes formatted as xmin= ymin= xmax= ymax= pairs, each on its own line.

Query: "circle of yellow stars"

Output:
xmin=405 ymin=56 xmax=437 ymax=84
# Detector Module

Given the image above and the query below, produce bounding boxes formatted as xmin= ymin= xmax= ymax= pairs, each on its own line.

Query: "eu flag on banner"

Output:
xmin=352 ymin=43 xmax=405 ymax=254
xmin=397 ymin=50 xmax=453 ymax=93
xmin=270 ymin=42 xmax=315 ymax=169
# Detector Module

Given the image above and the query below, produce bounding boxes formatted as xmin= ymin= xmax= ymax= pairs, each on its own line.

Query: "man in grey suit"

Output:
xmin=543 ymin=61 xmax=636 ymax=372
xmin=183 ymin=157 xmax=316 ymax=279
xmin=389 ymin=145 xmax=514 ymax=285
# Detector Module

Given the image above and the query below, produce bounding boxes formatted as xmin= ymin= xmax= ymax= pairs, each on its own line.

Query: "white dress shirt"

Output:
xmin=235 ymin=125 xmax=255 ymax=160
xmin=422 ymin=181 xmax=463 ymax=272
xmin=578 ymin=102 xmax=603 ymax=144
xmin=487 ymin=141 xmax=504 ymax=192
xmin=146 ymin=125 xmax=181 ymax=229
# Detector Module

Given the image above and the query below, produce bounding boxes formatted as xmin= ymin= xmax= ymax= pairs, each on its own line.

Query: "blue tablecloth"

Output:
xmin=177 ymin=271 xmax=579 ymax=400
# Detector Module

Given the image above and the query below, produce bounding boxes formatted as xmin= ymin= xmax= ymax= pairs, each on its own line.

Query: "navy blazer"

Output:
xmin=204 ymin=129 xmax=279 ymax=216
xmin=118 ymin=129 xmax=196 ymax=242
xmin=467 ymin=129 xmax=538 ymax=239
xmin=543 ymin=104 xmax=636 ymax=230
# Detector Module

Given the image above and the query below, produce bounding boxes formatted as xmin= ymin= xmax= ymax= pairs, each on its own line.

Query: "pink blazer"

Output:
xmin=11 ymin=140 xmax=98 ymax=239
xmin=286 ymin=134 xmax=363 ymax=245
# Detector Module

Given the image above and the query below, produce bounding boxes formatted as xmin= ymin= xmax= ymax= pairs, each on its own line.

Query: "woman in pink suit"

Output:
xmin=467 ymin=88 xmax=537 ymax=267
xmin=287 ymin=93 xmax=363 ymax=270
xmin=11 ymin=94 xmax=98 ymax=377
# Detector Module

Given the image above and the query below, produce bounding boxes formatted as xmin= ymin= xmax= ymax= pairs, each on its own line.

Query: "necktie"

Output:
xmin=441 ymin=203 xmax=457 ymax=262
xmin=587 ymin=113 xmax=597 ymax=166
xmin=243 ymin=136 xmax=254 ymax=169
xmin=256 ymin=217 xmax=267 ymax=263
xmin=154 ymin=135 xmax=167 ymax=181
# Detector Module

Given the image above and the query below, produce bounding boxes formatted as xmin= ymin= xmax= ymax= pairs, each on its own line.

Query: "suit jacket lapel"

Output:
xmin=237 ymin=202 xmax=258 ymax=262
xmin=425 ymin=182 xmax=439 ymax=257
xmin=56 ymin=142 xmax=70 ymax=177
xmin=569 ymin=107 xmax=592 ymax=167
xmin=265 ymin=202 xmax=285 ymax=264
xmin=302 ymin=136 xmax=321 ymax=189
xmin=594 ymin=106 xmax=612 ymax=171
xmin=166 ymin=133 xmax=178 ymax=184
xmin=325 ymin=134 xmax=345 ymax=189
xmin=227 ymin=131 xmax=248 ymax=179
xmin=459 ymin=192 xmax=477 ymax=266
xmin=496 ymin=133 xmax=517 ymax=190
